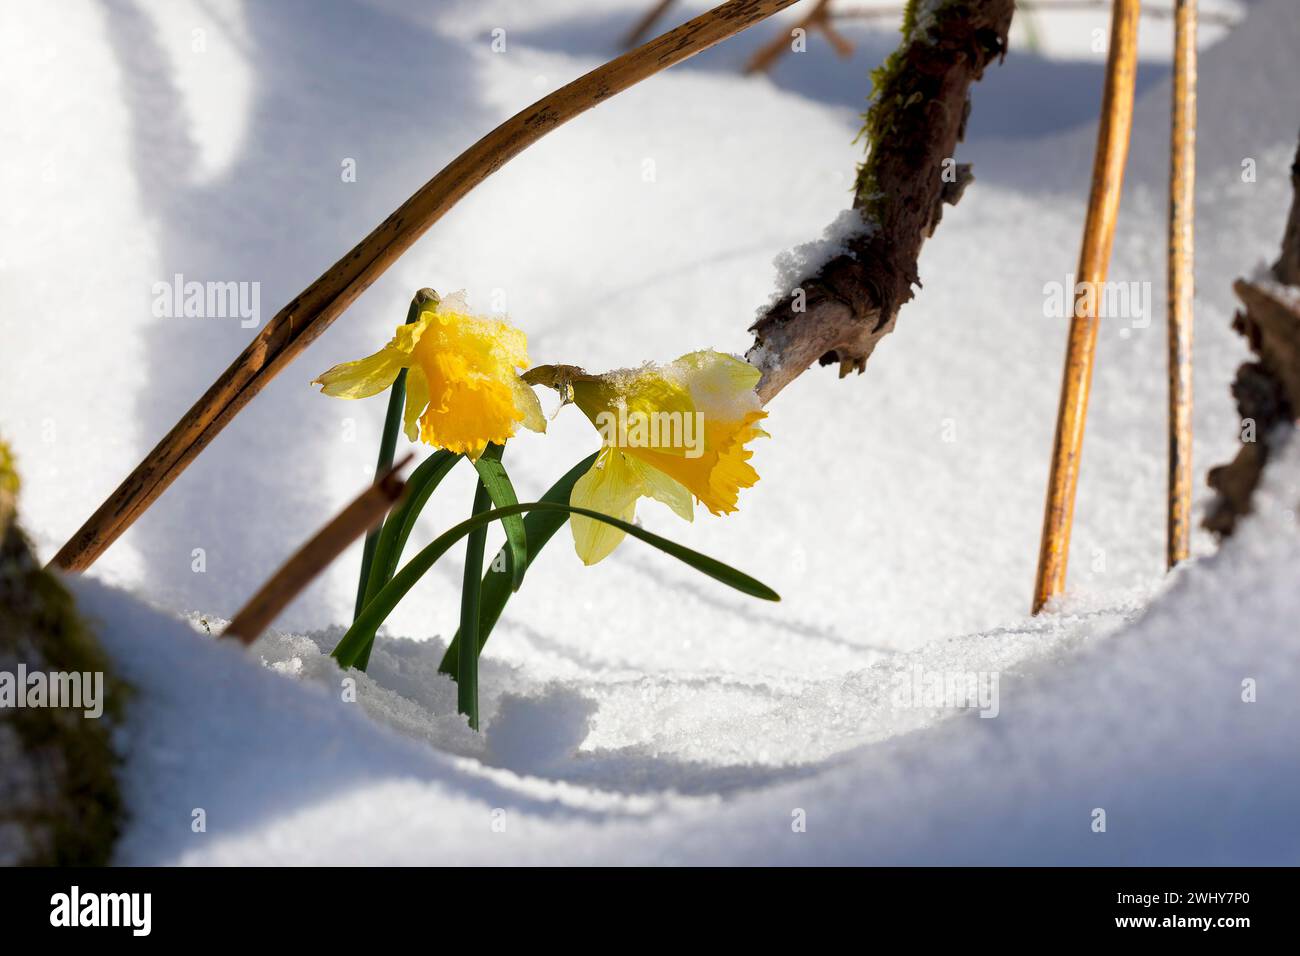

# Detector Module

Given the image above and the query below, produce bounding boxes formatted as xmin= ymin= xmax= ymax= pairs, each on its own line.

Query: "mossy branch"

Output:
xmin=1 ymin=439 xmax=124 ymax=865
xmin=748 ymin=0 xmax=1015 ymax=403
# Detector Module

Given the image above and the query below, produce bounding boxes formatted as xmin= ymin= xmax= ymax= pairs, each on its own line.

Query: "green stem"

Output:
xmin=353 ymin=288 xmax=438 ymax=622
xmin=458 ymin=475 xmax=493 ymax=730
xmin=438 ymin=453 xmax=596 ymax=680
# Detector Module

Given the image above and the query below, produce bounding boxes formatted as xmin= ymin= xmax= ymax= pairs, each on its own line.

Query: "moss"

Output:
xmin=853 ymin=0 xmax=964 ymax=223
xmin=1 ymin=438 xmax=124 ymax=865
xmin=0 ymin=440 xmax=17 ymax=531
xmin=901 ymin=0 xmax=922 ymax=37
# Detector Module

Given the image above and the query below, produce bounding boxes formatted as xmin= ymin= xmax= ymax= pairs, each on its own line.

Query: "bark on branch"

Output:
xmin=747 ymin=0 xmax=1015 ymax=404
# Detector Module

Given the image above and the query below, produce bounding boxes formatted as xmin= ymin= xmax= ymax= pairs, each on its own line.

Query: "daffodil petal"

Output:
xmin=625 ymin=455 xmax=693 ymax=523
xmin=570 ymin=449 xmax=641 ymax=565
xmin=393 ymin=313 xmax=433 ymax=355
xmin=671 ymin=350 xmax=762 ymax=422
xmin=312 ymin=347 xmax=406 ymax=399
xmin=511 ymin=375 xmax=547 ymax=435
xmin=402 ymin=365 xmax=429 ymax=442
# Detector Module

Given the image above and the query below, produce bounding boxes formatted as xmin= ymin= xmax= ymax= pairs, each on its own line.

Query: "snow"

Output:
xmin=761 ymin=207 xmax=873 ymax=318
xmin=3 ymin=0 xmax=1299 ymax=863
xmin=70 ymin=434 xmax=1300 ymax=863
xmin=1250 ymin=262 xmax=1300 ymax=308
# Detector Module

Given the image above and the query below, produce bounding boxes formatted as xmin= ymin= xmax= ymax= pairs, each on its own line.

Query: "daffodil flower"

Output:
xmin=313 ymin=292 xmax=545 ymax=460
xmin=529 ymin=351 xmax=768 ymax=565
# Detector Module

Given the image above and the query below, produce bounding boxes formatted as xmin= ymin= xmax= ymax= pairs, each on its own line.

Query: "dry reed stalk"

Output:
xmin=1032 ymin=0 xmax=1141 ymax=614
xmin=623 ymin=0 xmax=678 ymax=49
xmin=745 ymin=0 xmax=852 ymax=75
xmin=1165 ymin=0 xmax=1197 ymax=568
xmin=222 ymin=457 xmax=411 ymax=645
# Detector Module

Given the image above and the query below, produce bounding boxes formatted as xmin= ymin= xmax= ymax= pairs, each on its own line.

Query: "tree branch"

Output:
xmin=747 ymin=0 xmax=1015 ymax=404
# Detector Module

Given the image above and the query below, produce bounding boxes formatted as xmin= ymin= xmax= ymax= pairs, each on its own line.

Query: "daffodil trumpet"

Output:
xmin=524 ymin=351 xmax=768 ymax=566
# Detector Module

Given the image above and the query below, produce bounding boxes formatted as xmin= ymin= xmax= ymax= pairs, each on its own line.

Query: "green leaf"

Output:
xmin=365 ymin=449 xmax=461 ymax=602
xmin=353 ymin=365 xmax=409 ymax=620
xmin=439 ymin=453 xmax=595 ymax=680
xmin=331 ymin=494 xmax=779 ymax=671
xmin=471 ymin=444 xmax=526 ymax=592
xmin=352 ymin=448 xmax=460 ymax=671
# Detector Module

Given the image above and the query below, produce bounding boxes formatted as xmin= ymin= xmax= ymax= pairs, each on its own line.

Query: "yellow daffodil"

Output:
xmin=529 ymin=351 xmax=767 ymax=565
xmin=313 ymin=292 xmax=544 ymax=459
